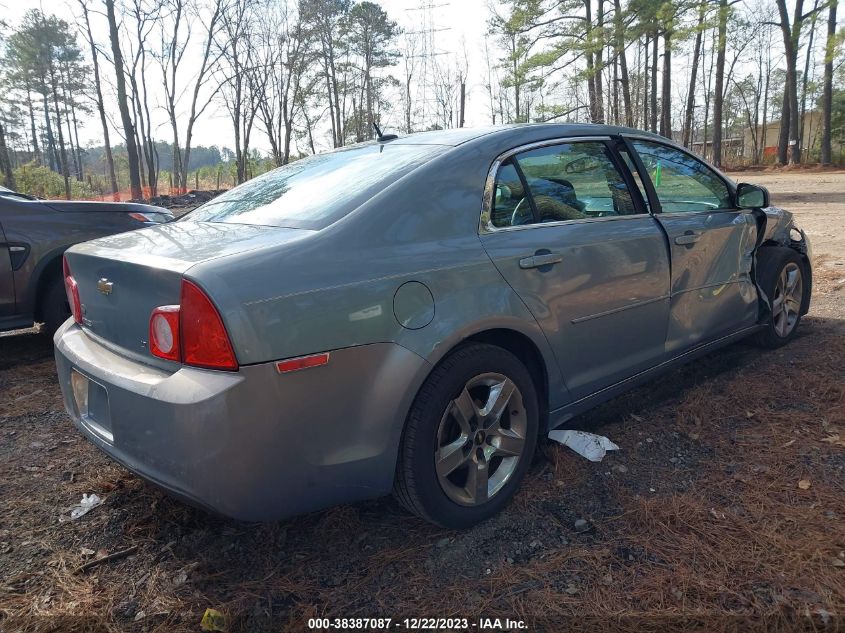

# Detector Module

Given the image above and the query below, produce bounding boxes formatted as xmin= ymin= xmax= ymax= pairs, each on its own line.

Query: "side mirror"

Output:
xmin=736 ymin=182 xmax=769 ymax=209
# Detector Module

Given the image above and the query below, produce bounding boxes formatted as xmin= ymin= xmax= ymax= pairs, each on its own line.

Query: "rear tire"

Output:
xmin=41 ymin=275 xmax=71 ymax=339
xmin=752 ymin=247 xmax=807 ymax=349
xmin=394 ymin=343 xmax=539 ymax=529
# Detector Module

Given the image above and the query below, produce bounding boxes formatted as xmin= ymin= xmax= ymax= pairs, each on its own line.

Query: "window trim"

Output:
xmin=480 ymin=136 xmax=651 ymax=234
xmin=620 ymin=134 xmax=738 ymax=216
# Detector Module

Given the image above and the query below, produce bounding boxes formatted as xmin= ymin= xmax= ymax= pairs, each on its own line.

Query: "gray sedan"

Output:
xmin=54 ymin=124 xmax=811 ymax=528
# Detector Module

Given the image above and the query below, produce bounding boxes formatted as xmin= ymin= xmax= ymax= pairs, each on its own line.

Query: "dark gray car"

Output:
xmin=54 ymin=125 xmax=811 ymax=528
xmin=0 ymin=187 xmax=172 ymax=335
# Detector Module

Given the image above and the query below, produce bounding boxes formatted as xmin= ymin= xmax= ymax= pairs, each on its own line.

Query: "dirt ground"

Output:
xmin=728 ymin=168 xmax=845 ymax=268
xmin=1 ymin=170 xmax=844 ymax=632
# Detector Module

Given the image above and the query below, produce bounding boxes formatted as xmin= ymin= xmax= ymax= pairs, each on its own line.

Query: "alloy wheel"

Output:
xmin=434 ymin=372 xmax=527 ymax=507
xmin=772 ymin=262 xmax=803 ymax=337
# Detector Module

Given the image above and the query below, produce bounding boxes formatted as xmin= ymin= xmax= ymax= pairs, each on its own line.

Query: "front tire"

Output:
xmin=752 ymin=247 xmax=807 ymax=349
xmin=394 ymin=343 xmax=539 ymax=529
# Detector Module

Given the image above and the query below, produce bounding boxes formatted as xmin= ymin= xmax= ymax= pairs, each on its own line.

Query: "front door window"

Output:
xmin=630 ymin=140 xmax=732 ymax=213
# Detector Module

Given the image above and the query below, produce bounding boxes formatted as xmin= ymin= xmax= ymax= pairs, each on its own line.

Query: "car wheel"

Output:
xmin=394 ymin=343 xmax=539 ymax=529
xmin=41 ymin=275 xmax=71 ymax=339
xmin=752 ymin=247 xmax=807 ymax=349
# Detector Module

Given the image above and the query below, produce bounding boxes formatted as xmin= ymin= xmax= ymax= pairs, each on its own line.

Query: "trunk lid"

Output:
xmin=65 ymin=221 xmax=312 ymax=361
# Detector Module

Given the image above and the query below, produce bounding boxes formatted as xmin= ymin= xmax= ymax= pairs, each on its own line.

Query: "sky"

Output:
xmin=4 ymin=0 xmax=497 ymax=155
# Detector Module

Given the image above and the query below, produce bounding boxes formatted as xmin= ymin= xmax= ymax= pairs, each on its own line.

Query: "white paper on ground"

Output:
xmin=59 ymin=493 xmax=103 ymax=522
xmin=548 ymin=430 xmax=620 ymax=462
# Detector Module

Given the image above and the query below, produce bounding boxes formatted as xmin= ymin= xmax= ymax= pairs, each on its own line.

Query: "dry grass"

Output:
xmin=0 ymin=265 xmax=843 ymax=633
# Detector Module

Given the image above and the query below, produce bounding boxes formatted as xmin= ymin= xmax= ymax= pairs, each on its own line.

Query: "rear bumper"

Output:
xmin=54 ymin=322 xmax=430 ymax=521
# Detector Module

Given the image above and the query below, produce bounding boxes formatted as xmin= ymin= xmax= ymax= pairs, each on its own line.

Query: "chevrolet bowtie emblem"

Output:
xmin=97 ymin=278 xmax=113 ymax=295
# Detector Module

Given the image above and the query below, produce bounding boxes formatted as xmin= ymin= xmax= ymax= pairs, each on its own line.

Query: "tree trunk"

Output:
xmin=594 ymin=0 xmax=606 ymax=124
xmin=0 ymin=122 xmax=16 ymax=190
xmin=365 ymin=57 xmax=374 ymax=139
xmin=323 ymin=63 xmax=338 ymax=146
xmin=777 ymin=87 xmax=791 ymax=165
xmin=613 ymin=0 xmax=632 ymax=127
xmin=70 ymin=98 xmax=84 ymax=181
xmin=303 ymin=105 xmax=317 ymax=154
xmin=106 ymin=0 xmax=142 ymax=199
xmin=406 ymin=73 xmax=413 ymax=132
xmin=800 ymin=1 xmax=820 ymax=155
xmin=642 ymin=36 xmax=649 ymax=129
xmin=712 ymin=0 xmax=728 ymax=167
xmin=63 ymin=95 xmax=81 ymax=182
xmin=683 ymin=4 xmax=705 ymax=148
xmin=25 ymin=88 xmax=40 ymax=165
xmin=459 ymin=81 xmax=466 ymax=127
xmin=775 ymin=0 xmax=803 ymax=165
xmin=702 ymin=26 xmax=714 ymax=160
xmin=761 ymin=58 xmax=770 ymax=164
xmin=42 ymin=96 xmax=58 ymax=172
xmin=821 ymin=0 xmax=838 ymax=165
xmin=49 ymin=69 xmax=72 ymax=200
xmin=80 ymin=1 xmax=118 ymax=199
xmin=660 ymin=28 xmax=672 ymax=138
xmin=612 ymin=52 xmax=620 ymax=124
xmin=328 ymin=41 xmax=343 ymax=146
xmin=584 ymin=0 xmax=598 ymax=122
xmin=650 ymin=32 xmax=658 ymax=133
xmin=512 ymin=35 xmax=521 ymax=121
xmin=59 ymin=74 xmax=82 ymax=182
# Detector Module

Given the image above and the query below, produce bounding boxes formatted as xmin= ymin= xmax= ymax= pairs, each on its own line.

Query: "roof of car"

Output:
xmin=389 ymin=123 xmax=668 ymax=147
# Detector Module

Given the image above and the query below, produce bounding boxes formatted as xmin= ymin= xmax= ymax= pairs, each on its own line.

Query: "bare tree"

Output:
xmin=252 ymin=1 xmax=311 ymax=166
xmin=105 ymin=0 xmax=142 ymax=199
xmin=158 ymin=0 xmax=223 ymax=192
xmin=216 ymin=0 xmax=258 ymax=184
xmin=400 ymin=31 xmax=419 ymax=133
xmin=682 ymin=2 xmax=706 ymax=148
xmin=0 ymin=121 xmax=15 ymax=189
xmin=594 ymin=0 xmax=606 ymax=124
xmin=821 ymin=0 xmax=838 ymax=165
xmin=712 ymin=0 xmax=728 ymax=167
xmin=612 ymin=0 xmax=633 ymax=127
xmin=125 ymin=0 xmax=159 ymax=197
xmin=774 ymin=0 xmax=821 ymax=164
xmin=79 ymin=17 xmax=119 ymax=201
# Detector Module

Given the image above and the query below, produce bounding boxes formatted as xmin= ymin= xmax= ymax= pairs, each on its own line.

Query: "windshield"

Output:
xmin=184 ymin=143 xmax=445 ymax=230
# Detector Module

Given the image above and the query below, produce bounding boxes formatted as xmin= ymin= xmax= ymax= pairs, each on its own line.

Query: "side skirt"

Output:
xmin=548 ymin=324 xmax=766 ymax=429
xmin=0 ymin=314 xmax=35 ymax=333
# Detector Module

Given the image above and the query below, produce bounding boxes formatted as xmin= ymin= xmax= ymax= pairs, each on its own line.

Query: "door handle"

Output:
xmin=519 ymin=252 xmax=562 ymax=269
xmin=674 ymin=231 xmax=702 ymax=246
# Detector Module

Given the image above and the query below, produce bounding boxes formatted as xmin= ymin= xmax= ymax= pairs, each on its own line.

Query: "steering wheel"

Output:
xmin=510 ymin=197 xmax=533 ymax=226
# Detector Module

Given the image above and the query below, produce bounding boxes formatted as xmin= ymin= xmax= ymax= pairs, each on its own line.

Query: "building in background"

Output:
xmin=742 ymin=111 xmax=826 ymax=164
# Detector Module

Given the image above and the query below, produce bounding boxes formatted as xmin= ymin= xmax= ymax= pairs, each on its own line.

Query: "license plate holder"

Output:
xmin=70 ymin=369 xmax=113 ymax=443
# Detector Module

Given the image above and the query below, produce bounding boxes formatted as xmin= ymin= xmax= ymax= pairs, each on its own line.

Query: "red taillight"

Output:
xmin=148 ymin=279 xmax=238 ymax=371
xmin=180 ymin=280 xmax=238 ymax=370
xmin=149 ymin=305 xmax=180 ymax=361
xmin=63 ymin=256 xmax=82 ymax=324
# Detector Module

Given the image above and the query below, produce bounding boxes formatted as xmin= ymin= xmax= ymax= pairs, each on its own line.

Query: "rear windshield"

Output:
xmin=183 ymin=143 xmax=444 ymax=230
